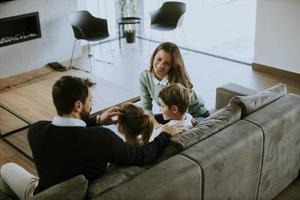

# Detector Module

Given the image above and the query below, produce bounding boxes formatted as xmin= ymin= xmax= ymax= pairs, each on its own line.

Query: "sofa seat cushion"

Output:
xmin=87 ymin=166 xmax=146 ymax=199
xmin=31 ymin=175 xmax=88 ymax=200
xmin=230 ymin=83 xmax=287 ymax=117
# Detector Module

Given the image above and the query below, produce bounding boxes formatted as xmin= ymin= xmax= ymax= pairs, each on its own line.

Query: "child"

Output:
xmin=117 ymin=103 xmax=154 ymax=146
xmin=151 ymin=83 xmax=195 ymax=140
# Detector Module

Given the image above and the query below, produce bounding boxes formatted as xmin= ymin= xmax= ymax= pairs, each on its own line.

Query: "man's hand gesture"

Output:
xmin=97 ymin=106 xmax=123 ymax=126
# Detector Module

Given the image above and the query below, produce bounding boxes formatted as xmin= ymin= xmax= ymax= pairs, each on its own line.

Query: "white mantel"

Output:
xmin=0 ymin=0 xmax=78 ymax=78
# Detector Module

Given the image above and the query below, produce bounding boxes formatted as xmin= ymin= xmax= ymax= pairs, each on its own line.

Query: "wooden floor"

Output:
xmin=0 ymin=39 xmax=299 ymax=199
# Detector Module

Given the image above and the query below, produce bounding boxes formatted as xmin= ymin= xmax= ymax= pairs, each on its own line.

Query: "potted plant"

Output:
xmin=119 ymin=0 xmax=138 ymax=43
xmin=119 ymin=0 xmax=137 ymax=18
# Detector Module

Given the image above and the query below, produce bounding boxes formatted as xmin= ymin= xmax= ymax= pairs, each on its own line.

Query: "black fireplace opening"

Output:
xmin=0 ymin=12 xmax=41 ymax=47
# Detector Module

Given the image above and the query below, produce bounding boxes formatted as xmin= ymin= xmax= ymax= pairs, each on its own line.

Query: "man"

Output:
xmin=1 ymin=75 xmax=181 ymax=199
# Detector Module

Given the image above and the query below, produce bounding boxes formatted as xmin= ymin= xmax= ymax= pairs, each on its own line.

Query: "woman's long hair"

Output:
xmin=118 ymin=103 xmax=154 ymax=145
xmin=149 ymin=42 xmax=193 ymax=89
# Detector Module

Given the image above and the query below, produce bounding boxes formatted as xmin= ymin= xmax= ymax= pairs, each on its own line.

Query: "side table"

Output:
xmin=118 ymin=17 xmax=142 ymax=51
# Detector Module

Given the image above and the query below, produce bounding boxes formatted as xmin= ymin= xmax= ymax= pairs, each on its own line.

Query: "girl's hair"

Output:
xmin=118 ymin=103 xmax=154 ymax=145
xmin=149 ymin=42 xmax=193 ymax=89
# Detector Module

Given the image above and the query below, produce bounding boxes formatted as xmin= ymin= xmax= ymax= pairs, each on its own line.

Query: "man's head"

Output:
xmin=158 ymin=83 xmax=190 ymax=120
xmin=52 ymin=76 xmax=95 ymax=121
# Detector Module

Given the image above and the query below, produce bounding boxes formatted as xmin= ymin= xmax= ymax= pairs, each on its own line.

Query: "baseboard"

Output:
xmin=252 ymin=63 xmax=300 ymax=83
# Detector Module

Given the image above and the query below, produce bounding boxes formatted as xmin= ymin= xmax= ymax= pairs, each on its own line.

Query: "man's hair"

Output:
xmin=52 ymin=76 xmax=95 ymax=116
xmin=158 ymin=83 xmax=190 ymax=114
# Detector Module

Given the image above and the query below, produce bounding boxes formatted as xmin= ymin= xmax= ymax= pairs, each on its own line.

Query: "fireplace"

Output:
xmin=0 ymin=12 xmax=41 ymax=47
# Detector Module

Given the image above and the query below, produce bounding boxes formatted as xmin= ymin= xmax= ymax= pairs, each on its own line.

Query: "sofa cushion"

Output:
xmin=230 ymin=83 xmax=287 ymax=117
xmin=244 ymin=94 xmax=300 ymax=200
xmin=30 ymin=175 xmax=88 ymax=200
xmin=153 ymin=103 xmax=242 ymax=164
xmin=216 ymin=82 xmax=257 ymax=109
xmin=174 ymin=103 xmax=241 ymax=149
xmin=93 ymin=155 xmax=202 ymax=200
xmin=87 ymin=166 xmax=146 ymax=199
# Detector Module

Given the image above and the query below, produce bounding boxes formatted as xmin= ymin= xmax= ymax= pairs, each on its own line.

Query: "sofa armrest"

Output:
xmin=215 ymin=82 xmax=257 ymax=109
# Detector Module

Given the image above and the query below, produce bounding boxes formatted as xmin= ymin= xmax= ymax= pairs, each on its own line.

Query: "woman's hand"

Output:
xmin=161 ymin=124 xmax=184 ymax=137
xmin=97 ymin=106 xmax=123 ymax=125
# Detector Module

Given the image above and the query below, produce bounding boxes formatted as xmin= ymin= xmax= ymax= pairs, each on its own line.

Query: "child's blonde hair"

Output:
xmin=118 ymin=103 xmax=154 ymax=145
xmin=158 ymin=83 xmax=190 ymax=114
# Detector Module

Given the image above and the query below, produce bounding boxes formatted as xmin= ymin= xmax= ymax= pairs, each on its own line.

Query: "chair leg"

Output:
xmin=108 ymin=40 xmax=115 ymax=64
xmin=68 ymin=40 xmax=91 ymax=73
xmin=69 ymin=39 xmax=77 ymax=68
xmin=88 ymin=43 xmax=93 ymax=72
xmin=92 ymin=41 xmax=114 ymax=65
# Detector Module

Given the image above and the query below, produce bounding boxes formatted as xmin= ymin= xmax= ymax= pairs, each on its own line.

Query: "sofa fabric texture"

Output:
xmin=30 ymin=175 xmax=88 ymax=200
xmin=153 ymin=103 xmax=242 ymax=164
xmin=181 ymin=120 xmax=264 ymax=200
xmin=93 ymin=155 xmax=202 ymax=200
xmin=230 ymin=83 xmax=287 ymax=117
xmin=215 ymin=82 xmax=257 ymax=109
xmin=173 ymin=103 xmax=241 ymax=149
xmin=244 ymin=94 xmax=300 ymax=200
xmin=87 ymin=166 xmax=146 ymax=199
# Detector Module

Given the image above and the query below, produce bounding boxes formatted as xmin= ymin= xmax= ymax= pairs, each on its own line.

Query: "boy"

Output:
xmin=151 ymin=83 xmax=196 ymax=140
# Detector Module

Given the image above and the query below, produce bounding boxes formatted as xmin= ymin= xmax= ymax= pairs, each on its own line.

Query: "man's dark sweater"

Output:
xmin=28 ymin=118 xmax=170 ymax=194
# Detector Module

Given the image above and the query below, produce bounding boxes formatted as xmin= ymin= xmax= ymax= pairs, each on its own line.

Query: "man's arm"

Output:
xmin=107 ymin=130 xmax=171 ymax=166
xmin=106 ymin=123 xmax=183 ymax=166
xmin=86 ymin=106 xmax=122 ymax=127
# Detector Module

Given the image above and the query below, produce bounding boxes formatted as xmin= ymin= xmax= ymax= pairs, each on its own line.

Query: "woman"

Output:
xmin=139 ymin=42 xmax=209 ymax=123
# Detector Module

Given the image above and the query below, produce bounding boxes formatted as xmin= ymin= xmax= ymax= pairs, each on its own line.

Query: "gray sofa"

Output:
xmin=1 ymin=82 xmax=300 ymax=200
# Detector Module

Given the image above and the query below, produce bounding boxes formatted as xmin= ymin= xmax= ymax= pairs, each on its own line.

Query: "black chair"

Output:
xmin=150 ymin=1 xmax=186 ymax=31
xmin=149 ymin=2 xmax=186 ymax=51
xmin=69 ymin=10 xmax=114 ymax=72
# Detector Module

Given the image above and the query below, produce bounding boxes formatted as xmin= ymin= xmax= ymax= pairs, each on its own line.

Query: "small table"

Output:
xmin=118 ymin=17 xmax=141 ymax=49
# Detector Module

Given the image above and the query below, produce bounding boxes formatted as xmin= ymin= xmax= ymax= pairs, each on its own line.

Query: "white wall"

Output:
xmin=254 ymin=0 xmax=300 ymax=74
xmin=0 ymin=0 xmax=78 ymax=78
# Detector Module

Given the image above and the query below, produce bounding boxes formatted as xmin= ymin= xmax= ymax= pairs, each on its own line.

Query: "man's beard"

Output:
xmin=80 ymin=108 xmax=91 ymax=123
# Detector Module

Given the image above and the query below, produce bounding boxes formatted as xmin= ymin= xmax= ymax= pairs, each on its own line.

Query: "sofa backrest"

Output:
xmin=230 ymin=83 xmax=287 ymax=117
xmin=92 ymin=154 xmax=202 ymax=200
xmin=243 ymin=93 xmax=300 ymax=200
xmin=92 ymin=115 xmax=264 ymax=200
xmin=181 ymin=119 xmax=264 ymax=200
